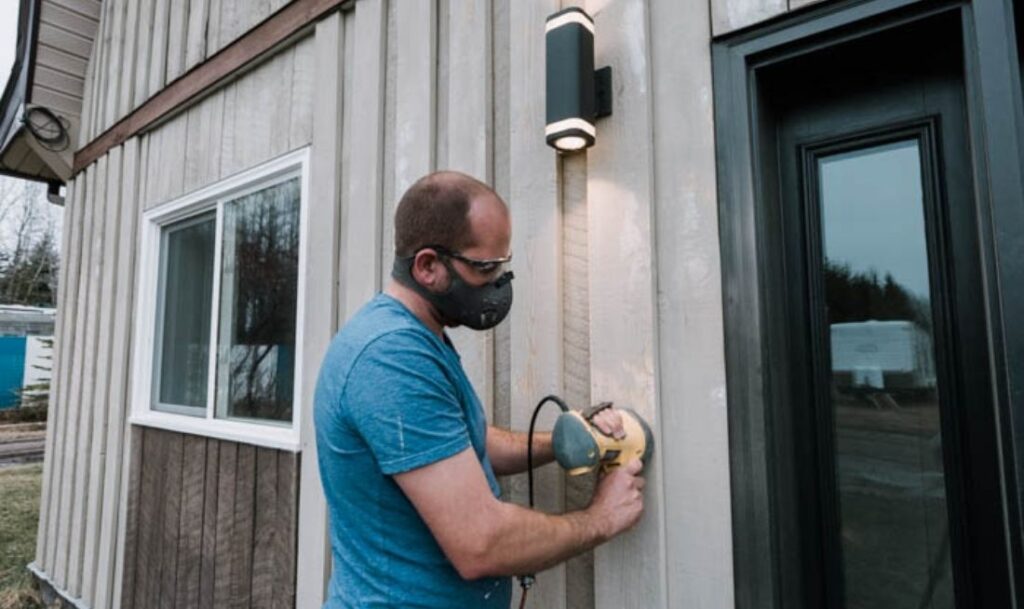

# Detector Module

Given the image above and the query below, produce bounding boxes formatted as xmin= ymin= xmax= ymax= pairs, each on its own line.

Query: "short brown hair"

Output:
xmin=393 ymin=171 xmax=497 ymax=257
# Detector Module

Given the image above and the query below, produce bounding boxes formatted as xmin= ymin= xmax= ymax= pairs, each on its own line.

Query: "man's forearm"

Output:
xmin=466 ymin=501 xmax=611 ymax=579
xmin=487 ymin=426 xmax=554 ymax=476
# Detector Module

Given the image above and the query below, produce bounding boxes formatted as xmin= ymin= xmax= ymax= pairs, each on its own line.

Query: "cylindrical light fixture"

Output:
xmin=545 ymin=7 xmax=612 ymax=153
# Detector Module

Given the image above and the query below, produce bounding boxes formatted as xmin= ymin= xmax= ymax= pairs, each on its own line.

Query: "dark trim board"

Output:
xmin=72 ymin=0 xmax=354 ymax=174
xmin=712 ymin=0 xmax=1024 ymax=606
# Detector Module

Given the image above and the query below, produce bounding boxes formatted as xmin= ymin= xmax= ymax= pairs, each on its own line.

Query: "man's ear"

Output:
xmin=411 ymin=249 xmax=444 ymax=288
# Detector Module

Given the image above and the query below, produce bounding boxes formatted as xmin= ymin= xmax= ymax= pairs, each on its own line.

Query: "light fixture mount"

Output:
xmin=545 ymin=7 xmax=613 ymax=153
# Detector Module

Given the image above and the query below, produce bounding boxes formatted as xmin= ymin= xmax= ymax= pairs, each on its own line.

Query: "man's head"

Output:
xmin=391 ymin=171 xmax=514 ymax=330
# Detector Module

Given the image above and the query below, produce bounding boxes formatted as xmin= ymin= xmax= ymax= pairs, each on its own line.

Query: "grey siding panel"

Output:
xmin=711 ymin=0 xmax=788 ymax=35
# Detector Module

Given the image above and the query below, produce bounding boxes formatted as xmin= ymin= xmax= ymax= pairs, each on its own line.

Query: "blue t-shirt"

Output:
xmin=314 ymin=293 xmax=512 ymax=608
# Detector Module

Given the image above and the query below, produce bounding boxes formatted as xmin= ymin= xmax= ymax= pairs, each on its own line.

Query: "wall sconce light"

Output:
xmin=545 ymin=7 xmax=612 ymax=153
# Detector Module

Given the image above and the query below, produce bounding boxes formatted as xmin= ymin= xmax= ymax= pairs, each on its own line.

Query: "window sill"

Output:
xmin=130 ymin=410 xmax=301 ymax=452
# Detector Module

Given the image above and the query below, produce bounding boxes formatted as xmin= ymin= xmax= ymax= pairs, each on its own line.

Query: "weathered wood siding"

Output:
xmin=34 ymin=27 xmax=315 ymax=608
xmin=118 ymin=428 xmax=299 ymax=609
xmin=41 ymin=0 xmax=760 ymax=606
xmin=77 ymin=0 xmax=293 ymax=145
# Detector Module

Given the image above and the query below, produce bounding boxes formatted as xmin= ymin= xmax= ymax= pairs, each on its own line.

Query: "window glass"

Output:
xmin=215 ymin=178 xmax=300 ymax=423
xmin=819 ymin=140 xmax=953 ymax=609
xmin=155 ymin=213 xmax=216 ymax=412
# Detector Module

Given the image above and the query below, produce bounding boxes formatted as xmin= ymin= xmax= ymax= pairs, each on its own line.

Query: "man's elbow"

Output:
xmin=447 ymin=517 xmax=508 ymax=580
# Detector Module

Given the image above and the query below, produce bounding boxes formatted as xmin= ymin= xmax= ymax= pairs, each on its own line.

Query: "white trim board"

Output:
xmin=130 ymin=147 xmax=311 ymax=452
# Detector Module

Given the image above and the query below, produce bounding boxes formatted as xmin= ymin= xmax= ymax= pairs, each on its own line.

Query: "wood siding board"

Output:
xmin=650 ymin=0 xmax=736 ymax=606
xmin=231 ymin=444 xmax=256 ymax=609
xmin=85 ymin=1 xmax=106 ymax=143
xmin=217 ymin=81 xmax=239 ymax=180
xmin=158 ymin=432 xmax=185 ymax=609
xmin=76 ymin=32 xmax=95 ymax=146
xmin=206 ymin=0 xmax=223 ymax=55
xmin=250 ymin=448 xmax=278 ymax=609
xmin=184 ymin=90 xmax=225 ymax=192
xmin=67 ymin=152 xmax=108 ymax=596
xmin=199 ymin=440 xmax=221 ymax=609
xmin=186 ymin=0 xmax=211 ymax=70
xmin=102 ymin=0 xmax=128 ymax=131
xmin=148 ymin=0 xmax=172 ymax=100
xmin=213 ymin=441 xmax=238 ymax=607
xmin=393 ymin=0 xmax=436 ymax=194
xmin=35 ymin=177 xmax=80 ymax=574
xmin=273 ymin=452 xmax=297 ymax=609
xmin=711 ymin=0 xmax=787 ymax=36
xmin=133 ymin=0 xmax=157 ymax=109
xmin=97 ymin=136 xmax=143 ymax=609
xmin=445 ymin=0 xmax=494 ymax=419
xmin=166 ymin=0 xmax=189 ymax=82
xmin=265 ymin=47 xmax=296 ymax=161
xmin=119 ymin=427 xmax=145 ymax=609
xmin=90 ymin=0 xmax=112 ymax=139
xmin=380 ymin=3 xmax=396 ymax=293
xmin=74 ymin=0 xmax=350 ymax=174
xmin=146 ymin=116 xmax=187 ymax=207
xmin=288 ymin=35 xmax=315 ymax=151
xmin=175 ymin=436 xmax=208 ymax=608
xmin=584 ymin=1 xmax=667 ymax=607
xmin=80 ymin=145 xmax=124 ymax=606
xmin=139 ymin=429 xmax=170 ymax=608
xmin=340 ymin=0 xmax=386 ymax=322
xmin=294 ymin=14 xmax=345 ymax=608
xmin=507 ymin=2 xmax=565 ymax=607
xmin=50 ymin=165 xmax=92 ymax=583
xmin=118 ymin=0 xmax=142 ymax=122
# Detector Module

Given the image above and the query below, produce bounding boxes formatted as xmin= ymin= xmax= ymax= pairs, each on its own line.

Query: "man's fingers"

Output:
xmin=592 ymin=409 xmax=627 ymax=439
xmin=623 ymin=458 xmax=643 ymax=475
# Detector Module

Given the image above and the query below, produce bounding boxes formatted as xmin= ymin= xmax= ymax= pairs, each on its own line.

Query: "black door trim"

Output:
xmin=712 ymin=1 xmax=1024 ymax=607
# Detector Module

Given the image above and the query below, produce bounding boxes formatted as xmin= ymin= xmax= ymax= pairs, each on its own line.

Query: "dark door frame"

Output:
xmin=712 ymin=0 xmax=1024 ymax=607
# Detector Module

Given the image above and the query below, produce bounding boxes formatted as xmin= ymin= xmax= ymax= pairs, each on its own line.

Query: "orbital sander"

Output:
xmin=551 ymin=402 xmax=655 ymax=475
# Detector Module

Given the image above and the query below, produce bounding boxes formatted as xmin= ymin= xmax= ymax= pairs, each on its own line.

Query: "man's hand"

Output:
xmin=589 ymin=406 xmax=627 ymax=440
xmin=587 ymin=458 xmax=645 ymax=539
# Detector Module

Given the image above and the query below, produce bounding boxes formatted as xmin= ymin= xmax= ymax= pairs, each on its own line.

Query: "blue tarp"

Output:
xmin=0 ymin=336 xmax=27 ymax=409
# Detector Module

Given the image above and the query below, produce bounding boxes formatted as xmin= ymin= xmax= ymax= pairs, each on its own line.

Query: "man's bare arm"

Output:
xmin=394 ymin=448 xmax=644 ymax=580
xmin=486 ymin=427 xmax=553 ymax=476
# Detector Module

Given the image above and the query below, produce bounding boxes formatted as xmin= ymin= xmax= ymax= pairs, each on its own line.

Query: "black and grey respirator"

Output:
xmin=392 ymin=254 xmax=514 ymax=330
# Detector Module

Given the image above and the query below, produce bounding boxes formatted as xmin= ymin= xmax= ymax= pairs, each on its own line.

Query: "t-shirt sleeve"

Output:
xmin=342 ymin=330 xmax=471 ymax=475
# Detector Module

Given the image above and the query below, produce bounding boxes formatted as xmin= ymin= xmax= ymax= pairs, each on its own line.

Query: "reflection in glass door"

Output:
xmin=816 ymin=140 xmax=953 ymax=609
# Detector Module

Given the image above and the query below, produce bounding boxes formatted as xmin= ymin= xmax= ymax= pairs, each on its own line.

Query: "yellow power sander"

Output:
xmin=551 ymin=402 xmax=655 ymax=475
xmin=519 ymin=396 xmax=654 ymax=607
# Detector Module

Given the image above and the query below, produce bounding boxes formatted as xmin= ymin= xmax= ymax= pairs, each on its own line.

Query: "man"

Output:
xmin=314 ymin=171 xmax=646 ymax=608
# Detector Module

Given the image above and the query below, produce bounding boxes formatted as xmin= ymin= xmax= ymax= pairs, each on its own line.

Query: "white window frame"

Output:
xmin=131 ymin=148 xmax=310 ymax=451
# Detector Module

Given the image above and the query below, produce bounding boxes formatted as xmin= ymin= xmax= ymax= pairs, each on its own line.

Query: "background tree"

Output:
xmin=0 ymin=178 xmax=60 ymax=307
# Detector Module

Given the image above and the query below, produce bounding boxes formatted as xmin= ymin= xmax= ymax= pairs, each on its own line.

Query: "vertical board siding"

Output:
xmin=120 ymin=430 xmax=300 ymax=609
xmin=80 ymin=145 xmax=123 ymax=604
xmin=585 ymin=0 xmax=667 ymax=607
xmin=80 ymin=0 xmax=288 ymax=144
xmin=295 ymin=13 xmax=347 ymax=609
xmin=650 ymin=0 xmax=736 ymax=606
xmin=445 ymin=0 xmax=495 ymax=419
xmin=340 ymin=0 xmax=386 ymax=322
xmin=506 ymin=1 xmax=565 ymax=608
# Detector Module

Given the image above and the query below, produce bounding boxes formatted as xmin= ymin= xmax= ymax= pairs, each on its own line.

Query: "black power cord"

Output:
xmin=517 ymin=394 xmax=570 ymax=609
